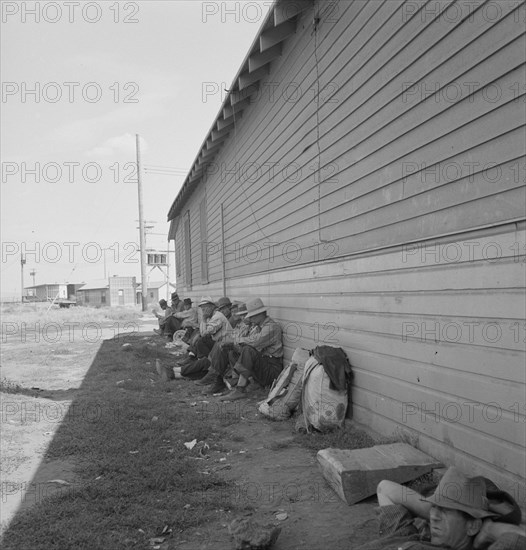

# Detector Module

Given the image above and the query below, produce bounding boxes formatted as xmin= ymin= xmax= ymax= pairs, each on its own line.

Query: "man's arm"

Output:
xmin=238 ymin=321 xmax=281 ymax=352
xmin=201 ymin=312 xmax=223 ymax=336
xmin=376 ymin=480 xmax=431 ymax=519
xmin=174 ymin=309 xmax=192 ymax=320
xmin=474 ymin=519 xmax=526 ymax=550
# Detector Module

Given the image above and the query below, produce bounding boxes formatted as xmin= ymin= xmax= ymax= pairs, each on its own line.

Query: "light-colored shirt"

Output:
xmin=156 ymin=306 xmax=173 ymax=326
xmin=200 ymin=310 xmax=232 ymax=341
xmin=174 ymin=307 xmax=199 ymax=328
xmin=222 ymin=321 xmax=254 ymax=345
xmin=238 ymin=316 xmax=283 ymax=357
xmin=171 ymin=299 xmax=185 ymax=313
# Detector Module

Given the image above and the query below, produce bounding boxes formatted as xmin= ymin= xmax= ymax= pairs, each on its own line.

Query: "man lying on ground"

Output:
xmin=357 ymin=466 xmax=524 ymax=550
xmin=153 ymin=299 xmax=172 ymax=336
xmin=220 ymin=297 xmax=283 ymax=401
xmin=196 ymin=302 xmax=254 ymax=394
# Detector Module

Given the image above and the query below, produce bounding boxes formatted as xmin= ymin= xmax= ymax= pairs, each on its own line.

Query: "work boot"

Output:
xmin=219 ymin=386 xmax=247 ymax=401
xmin=203 ymin=377 xmax=227 ymax=395
xmin=195 ymin=368 xmax=218 ymax=386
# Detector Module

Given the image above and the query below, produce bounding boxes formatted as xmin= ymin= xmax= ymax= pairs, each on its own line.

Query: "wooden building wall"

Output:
xmin=173 ymin=0 xmax=526 ymax=501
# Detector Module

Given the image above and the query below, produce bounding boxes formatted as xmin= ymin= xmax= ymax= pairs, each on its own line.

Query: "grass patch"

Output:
xmin=294 ymin=423 xmax=376 ymax=452
xmin=0 ymin=377 xmax=42 ymax=397
xmin=1 ymin=335 xmax=243 ymax=550
xmin=0 ymin=377 xmax=24 ymax=394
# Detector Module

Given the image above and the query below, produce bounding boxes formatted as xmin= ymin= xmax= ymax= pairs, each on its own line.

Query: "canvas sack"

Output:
xmin=301 ymin=355 xmax=348 ymax=431
xmin=258 ymin=348 xmax=310 ymax=420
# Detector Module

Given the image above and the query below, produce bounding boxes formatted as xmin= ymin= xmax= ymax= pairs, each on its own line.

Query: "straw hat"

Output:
xmin=244 ymin=297 xmax=267 ymax=318
xmin=198 ymin=296 xmax=216 ymax=307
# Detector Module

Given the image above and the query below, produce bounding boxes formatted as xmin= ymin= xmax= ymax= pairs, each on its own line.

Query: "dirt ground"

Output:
xmin=0 ymin=316 xmax=380 ymax=549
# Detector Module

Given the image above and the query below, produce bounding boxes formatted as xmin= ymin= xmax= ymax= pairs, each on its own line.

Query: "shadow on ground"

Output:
xmin=1 ymin=331 xmax=379 ymax=550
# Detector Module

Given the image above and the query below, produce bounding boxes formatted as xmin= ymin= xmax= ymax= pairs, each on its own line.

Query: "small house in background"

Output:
xmin=24 ymin=283 xmax=85 ymax=302
xmin=136 ymin=280 xmax=176 ymax=306
xmin=24 ymin=283 xmax=69 ymax=301
xmin=76 ymin=280 xmax=109 ymax=307
xmin=77 ymin=276 xmax=137 ymax=307
xmin=108 ymin=276 xmax=136 ymax=307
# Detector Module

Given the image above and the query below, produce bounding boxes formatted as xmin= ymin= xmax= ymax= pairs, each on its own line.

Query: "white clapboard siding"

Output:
xmin=172 ymin=0 xmax=526 ymax=495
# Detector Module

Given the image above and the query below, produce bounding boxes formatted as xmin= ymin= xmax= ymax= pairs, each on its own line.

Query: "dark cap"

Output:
xmin=217 ymin=297 xmax=232 ymax=309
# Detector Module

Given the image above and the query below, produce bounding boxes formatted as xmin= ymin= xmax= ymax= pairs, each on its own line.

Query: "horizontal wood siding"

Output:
xmin=196 ymin=0 xmax=526 ymax=279
xmin=171 ymin=0 xmax=526 ymax=498
xmin=221 ymin=225 xmax=526 ymax=503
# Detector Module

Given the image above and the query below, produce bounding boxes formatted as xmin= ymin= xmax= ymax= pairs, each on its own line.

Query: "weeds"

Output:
xmin=0 ymin=335 xmax=244 ymax=550
xmin=0 ymin=303 xmax=141 ymax=330
xmin=294 ymin=423 xmax=376 ymax=452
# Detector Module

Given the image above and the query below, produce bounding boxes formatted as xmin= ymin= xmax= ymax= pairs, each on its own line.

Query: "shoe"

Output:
xmin=203 ymin=378 xmax=227 ymax=395
xmin=224 ymin=378 xmax=236 ymax=390
xmin=195 ymin=369 xmax=217 ymax=386
xmin=153 ymin=329 xmax=162 ymax=335
xmin=219 ymin=386 xmax=247 ymax=401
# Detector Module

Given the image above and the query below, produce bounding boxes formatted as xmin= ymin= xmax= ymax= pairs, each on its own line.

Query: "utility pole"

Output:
xmin=136 ymin=133 xmax=148 ymax=312
xmin=20 ymin=254 xmax=26 ymax=302
xmin=166 ymin=241 xmax=170 ymax=301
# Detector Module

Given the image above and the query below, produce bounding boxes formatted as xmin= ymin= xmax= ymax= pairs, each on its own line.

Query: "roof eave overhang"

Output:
xmin=167 ymin=0 xmax=313 ymax=226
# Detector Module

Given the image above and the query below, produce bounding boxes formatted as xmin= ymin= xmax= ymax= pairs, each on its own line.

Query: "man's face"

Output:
xmin=429 ymin=506 xmax=480 ymax=549
xmin=250 ymin=312 xmax=266 ymax=326
xmin=160 ymin=303 xmax=166 ymax=310
xmin=184 ymin=303 xmax=191 ymax=310
xmin=200 ymin=304 xmax=215 ymax=318
xmin=219 ymin=305 xmax=231 ymax=318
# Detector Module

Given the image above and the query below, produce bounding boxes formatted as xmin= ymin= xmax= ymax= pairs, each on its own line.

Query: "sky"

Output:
xmin=0 ymin=0 xmax=274 ymax=300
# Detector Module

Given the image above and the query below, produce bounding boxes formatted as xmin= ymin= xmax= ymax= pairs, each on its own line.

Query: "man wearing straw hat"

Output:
xmin=356 ymin=467 xmax=524 ymax=550
xmin=220 ymin=297 xmax=283 ymax=401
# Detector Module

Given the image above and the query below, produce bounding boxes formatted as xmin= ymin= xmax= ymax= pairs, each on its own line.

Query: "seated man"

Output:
xmin=170 ymin=292 xmax=185 ymax=314
xmin=196 ymin=302 xmax=253 ymax=393
xmin=153 ymin=299 xmax=172 ymax=336
xmin=177 ymin=297 xmax=233 ymax=378
xmin=220 ymin=297 xmax=283 ymax=401
xmin=192 ymin=296 xmax=232 ymax=357
xmin=164 ymin=297 xmax=198 ymax=339
xmin=358 ymin=467 xmax=524 ymax=550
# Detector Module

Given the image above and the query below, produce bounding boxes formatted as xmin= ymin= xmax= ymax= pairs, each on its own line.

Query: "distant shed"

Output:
xmin=167 ymin=0 xmax=526 ymax=501
xmin=77 ymin=276 xmax=136 ymax=307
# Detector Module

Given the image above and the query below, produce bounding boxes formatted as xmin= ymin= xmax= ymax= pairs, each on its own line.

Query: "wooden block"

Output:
xmin=317 ymin=443 xmax=443 ymax=505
